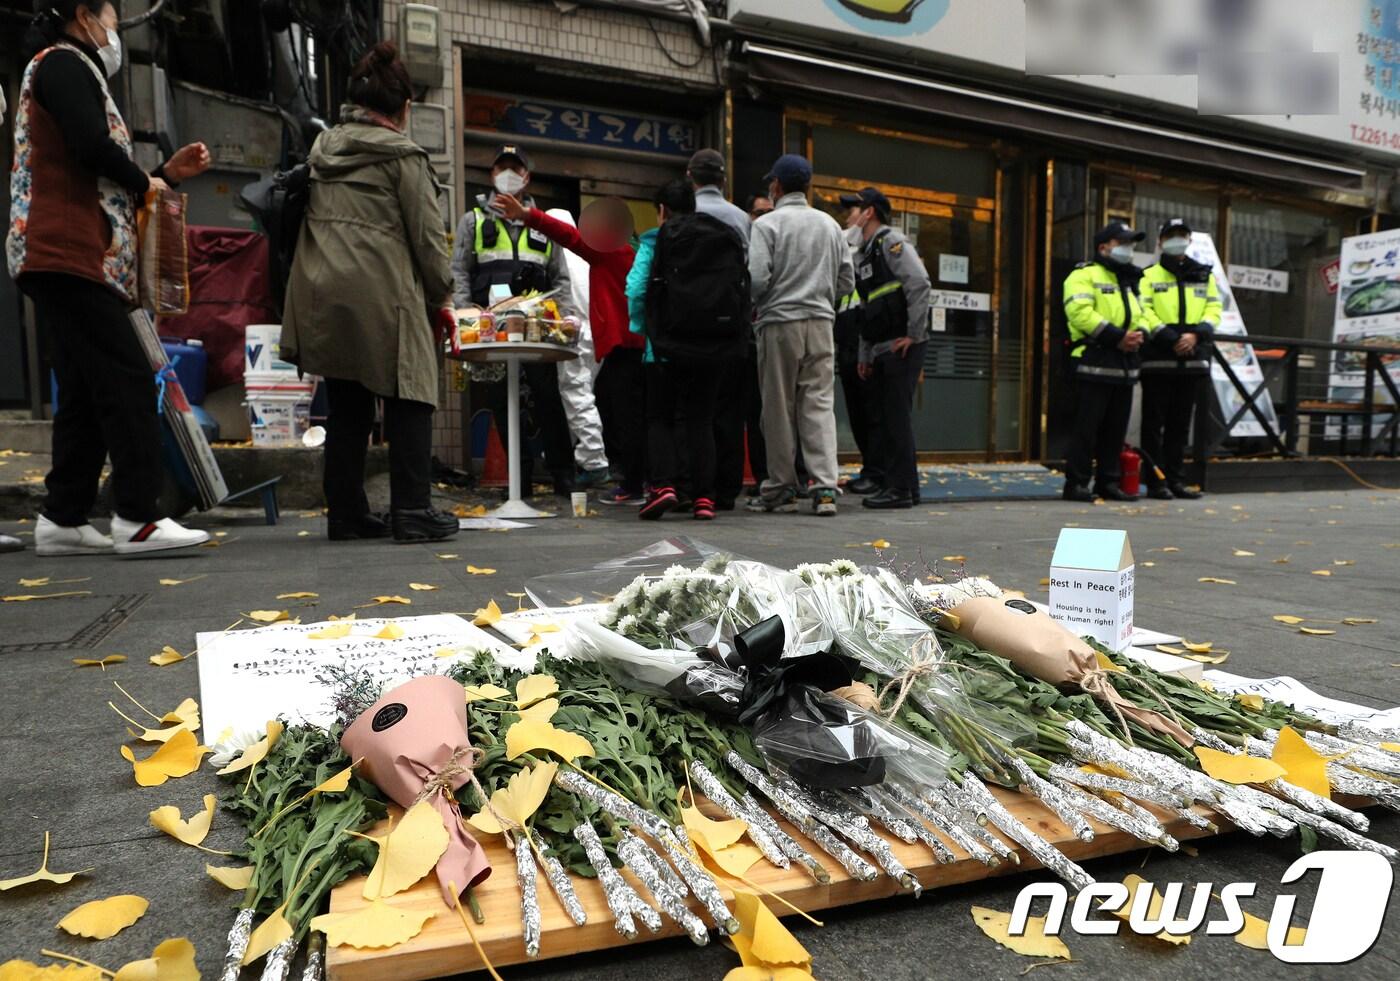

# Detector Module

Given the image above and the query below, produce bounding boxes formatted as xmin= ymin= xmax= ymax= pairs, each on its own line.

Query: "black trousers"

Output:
xmin=645 ymin=360 xmax=722 ymax=502
xmin=838 ymin=352 xmax=881 ymax=483
xmin=714 ymin=355 xmax=755 ymax=506
xmin=1140 ymin=373 xmax=1203 ymax=488
xmin=322 ymin=377 xmax=433 ymax=516
xmin=866 ymin=343 xmax=925 ymax=492
xmin=481 ymin=364 xmax=573 ymax=487
xmin=29 ymin=273 xmax=163 ymax=525
xmin=596 ymin=347 xmax=646 ymax=493
xmin=1064 ymin=379 xmax=1134 ymax=488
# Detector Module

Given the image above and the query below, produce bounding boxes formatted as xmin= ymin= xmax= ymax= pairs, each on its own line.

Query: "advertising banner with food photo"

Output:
xmin=1329 ymin=230 xmax=1400 ymax=429
xmin=1187 ymin=234 xmax=1279 ymax=438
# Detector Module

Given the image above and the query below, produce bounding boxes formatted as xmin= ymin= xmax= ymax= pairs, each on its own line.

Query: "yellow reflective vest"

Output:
xmin=1063 ymin=261 xmax=1155 ymax=384
xmin=1138 ymin=260 xmax=1222 ymax=374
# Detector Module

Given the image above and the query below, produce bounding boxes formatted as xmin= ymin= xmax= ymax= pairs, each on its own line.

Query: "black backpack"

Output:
xmin=239 ymin=162 xmax=312 ymax=308
xmin=645 ymin=213 xmax=750 ymax=362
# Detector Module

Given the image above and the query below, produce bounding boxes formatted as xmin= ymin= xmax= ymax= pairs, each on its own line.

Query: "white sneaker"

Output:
xmin=35 ymin=515 xmax=114 ymax=556
xmin=111 ymin=516 xmax=209 ymax=556
xmin=0 ymin=533 xmax=24 ymax=554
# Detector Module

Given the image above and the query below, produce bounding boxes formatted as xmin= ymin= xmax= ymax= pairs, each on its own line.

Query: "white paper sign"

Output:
xmin=930 ymin=289 xmax=991 ymax=312
xmin=1228 ymin=264 xmax=1291 ymax=294
xmin=1204 ymin=671 xmax=1400 ymax=734
xmin=1326 ymin=229 xmax=1400 ymax=437
xmin=938 ymin=254 xmax=969 ymax=284
xmin=929 ymin=307 xmax=947 ymax=333
xmin=493 ymin=604 xmax=607 ymax=653
xmin=195 ymin=614 xmax=514 ymax=741
xmin=1048 ymin=528 xmax=1135 ymax=652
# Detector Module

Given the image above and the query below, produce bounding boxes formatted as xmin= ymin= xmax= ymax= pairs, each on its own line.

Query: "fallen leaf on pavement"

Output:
xmin=73 ymin=655 xmax=127 ymax=670
xmin=57 ymin=895 xmax=148 ymax=939
xmin=158 ymin=576 xmax=205 ymax=587
xmin=149 ymin=646 xmax=190 ymax=667
xmin=1342 ymin=617 xmax=1378 ymax=625
xmin=121 ymin=730 xmax=210 ymax=786
xmin=1299 ymin=627 xmax=1336 ymax=636
xmin=243 ymin=610 xmax=289 ymax=623
xmin=1198 ymin=577 xmax=1236 ymax=585
xmin=206 ymin=864 xmax=255 ymax=890
xmin=970 ymin=905 xmax=1070 ymax=959
xmin=466 ymin=565 xmax=496 ymax=576
xmin=408 ymin=583 xmax=438 ymax=591
xmin=1114 ymin=876 xmax=1191 ymax=944
xmin=0 ymin=832 xmax=92 ymax=890
xmin=276 ymin=592 xmax=319 ymax=600
xmin=5 ymin=591 xmax=93 ymax=602
xmin=563 ymin=596 xmax=584 ymax=605
xmin=1273 ymin=615 xmax=1306 ymax=625
xmin=472 ymin=600 xmax=502 ymax=626
xmin=357 ymin=596 xmax=412 ymax=608
xmin=1233 ymin=549 xmax=1255 ymax=557
xmin=149 ymin=794 xmax=218 ymax=847
xmin=1182 ymin=641 xmax=1214 ymax=653
xmin=1311 ymin=569 xmax=1332 ymax=577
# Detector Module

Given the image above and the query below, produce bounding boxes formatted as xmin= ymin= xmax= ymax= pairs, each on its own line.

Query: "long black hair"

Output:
xmin=25 ymin=1 xmax=114 ymax=56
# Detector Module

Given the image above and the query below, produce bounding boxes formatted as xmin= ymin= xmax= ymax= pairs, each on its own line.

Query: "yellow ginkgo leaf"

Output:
xmin=530 ymin=622 xmax=561 ymax=634
xmin=215 ymin=721 xmax=283 ymax=776
xmin=241 ymin=906 xmax=293 ymax=965
xmin=1161 ymin=546 xmax=1181 ymax=552
xmin=57 ymin=895 xmax=149 ymax=939
xmin=1235 ymin=694 xmax=1266 ymax=711
xmin=1333 ymin=559 xmax=1355 ymax=567
xmin=1182 ymin=641 xmax=1214 ymax=653
xmin=4 ymin=590 xmax=92 ymax=602
xmin=436 ymin=553 xmax=460 ymax=559
xmin=1093 ymin=651 xmax=1125 ymax=673
xmin=0 ymin=833 xmax=92 ymax=890
xmin=1342 ymin=617 xmax=1378 ymax=625
xmin=158 ymin=577 xmax=205 ymax=587
xmin=516 ymin=698 xmax=559 ymax=723
xmin=374 ymin=623 xmax=405 ymax=640
xmin=1194 ymin=746 xmax=1285 ymax=785
xmin=563 ymin=596 xmax=584 ymax=606
xmin=871 ymin=539 xmax=892 ymax=549
xmin=311 ymin=764 xmax=355 ymax=795
xmin=276 ymin=592 xmax=319 ymax=600
xmin=0 ymin=961 xmax=104 ymax=979
xmin=244 ymin=610 xmax=289 ymax=623
xmin=1114 ymin=876 xmax=1190 ymax=945
xmin=1181 ymin=652 xmax=1230 ymax=664
xmin=1271 ymin=726 xmax=1330 ymax=799
xmin=1381 ymin=742 xmax=1400 ymax=752
xmin=1233 ymin=909 xmax=1306 ymax=950
xmin=697 ymin=838 xmax=765 ymax=878
xmin=1272 ymin=615 xmax=1306 ymax=625
xmin=505 ymin=720 xmax=594 ymax=762
xmin=472 ymin=600 xmax=502 ymax=626
xmin=359 ymin=596 xmax=412 ymax=607
xmin=970 ymin=905 xmax=1071 ymax=959
xmin=157 ymin=698 xmax=199 ymax=729
xmin=328 ymin=613 xmax=357 ymax=621
xmin=408 ymin=583 xmax=437 ymax=592
xmin=681 ymin=796 xmax=748 ymax=850
xmin=723 ymin=968 xmax=814 ymax=981
xmin=73 ymin=655 xmax=127 ymax=669
xmin=1155 ymin=644 xmax=1187 ymax=655
xmin=310 ymin=899 xmax=436 ymax=949
xmin=734 ymin=891 xmax=811 ymax=968
xmin=121 ymin=730 xmax=210 ymax=787
xmin=465 ymin=565 xmax=496 ymax=576
xmin=307 ymin=623 xmax=353 ymax=641
xmin=466 ymin=761 xmax=558 ymax=835
xmin=463 ymin=683 xmax=511 ymax=703
xmin=205 ymin=864 xmax=255 ymax=890
xmin=360 ymin=800 xmax=450 ymax=900
xmin=1310 ymin=569 xmax=1332 ymax=577
xmin=149 ymin=646 xmax=189 ymax=667
xmin=149 ymin=794 xmax=217 ymax=846
xmin=113 ymin=937 xmax=199 ymax=981
xmin=1299 ymin=627 xmax=1336 ymax=636
xmin=514 ymin=674 xmax=559 ymax=708
xmin=1198 ymin=577 xmax=1236 ymax=585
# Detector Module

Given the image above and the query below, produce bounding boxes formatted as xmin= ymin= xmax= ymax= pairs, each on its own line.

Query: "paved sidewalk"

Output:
xmin=1 ymin=487 xmax=1397 ymax=979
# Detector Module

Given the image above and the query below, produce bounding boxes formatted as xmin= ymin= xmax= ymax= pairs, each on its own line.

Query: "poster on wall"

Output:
xmin=1327 ymin=229 xmax=1400 ymax=433
xmin=1186 ymin=233 xmax=1280 ymax=438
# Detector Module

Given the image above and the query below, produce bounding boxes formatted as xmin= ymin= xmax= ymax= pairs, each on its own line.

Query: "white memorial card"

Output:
xmin=1048 ymin=528 xmax=1135 ymax=652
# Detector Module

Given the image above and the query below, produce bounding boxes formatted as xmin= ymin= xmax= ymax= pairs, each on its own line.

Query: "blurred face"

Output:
xmin=767 ymin=178 xmax=781 ymax=203
xmin=1161 ymin=233 xmax=1191 ymax=256
xmin=580 ymin=201 xmax=628 ymax=252
xmin=749 ymin=196 xmax=773 ymax=220
xmin=1098 ymin=237 xmax=1124 ymax=259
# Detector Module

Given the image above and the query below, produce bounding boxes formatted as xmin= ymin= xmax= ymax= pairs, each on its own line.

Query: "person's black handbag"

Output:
xmin=240 ymin=163 xmax=311 ymax=307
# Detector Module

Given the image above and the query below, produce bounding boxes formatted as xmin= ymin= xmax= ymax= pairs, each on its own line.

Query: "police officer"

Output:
xmin=834 ymin=207 xmax=877 ymax=495
xmin=1137 ymin=219 xmax=1219 ymax=500
xmin=845 ymin=187 xmax=931 ymax=511
xmin=451 ymin=145 xmax=577 ymax=494
xmin=1062 ymin=222 xmax=1153 ymax=502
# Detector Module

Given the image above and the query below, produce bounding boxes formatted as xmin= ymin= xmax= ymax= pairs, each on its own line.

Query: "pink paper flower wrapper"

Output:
xmin=341 ymin=675 xmax=491 ymax=905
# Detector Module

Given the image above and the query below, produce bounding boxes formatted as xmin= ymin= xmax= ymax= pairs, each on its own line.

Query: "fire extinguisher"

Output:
xmin=1119 ymin=445 xmax=1142 ymax=497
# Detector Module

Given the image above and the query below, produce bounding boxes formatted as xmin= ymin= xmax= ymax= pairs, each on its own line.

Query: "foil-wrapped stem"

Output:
xmin=1216 ymin=731 xmax=1371 ymax=830
xmin=645 ymin=826 xmax=740 ymax=934
xmin=555 ymin=769 xmax=676 ymax=842
xmin=895 ymin=786 xmax=998 ymax=866
xmin=299 ymin=934 xmax=325 ymax=981
xmin=869 ymin=786 xmax=955 ymax=864
xmin=516 ymin=841 xmax=543 ymax=958
xmin=788 ymin=784 xmax=921 ymax=896
xmin=573 ymin=821 xmax=653 ymax=938
xmin=542 ymin=854 xmax=587 ymax=927
xmin=1232 ymin=785 xmax=1399 ymax=862
xmin=1048 ymin=777 xmax=1175 ymax=849
xmin=1003 ymin=753 xmax=1095 ymax=843
xmin=847 ymin=790 xmax=920 ymax=845
xmin=929 ymin=785 xmax=1017 ymax=863
xmin=726 ymin=752 xmax=816 ymax=832
xmin=1047 ymin=762 xmax=1191 ymax=810
xmin=955 ymin=773 xmax=1094 ymax=891
xmin=259 ymin=938 xmax=298 ymax=981
xmin=219 ymin=909 xmax=255 ymax=981
xmin=1290 ymin=730 xmax=1400 ymax=779
xmin=738 ymin=791 xmax=830 ymax=883
xmin=689 ymin=761 xmax=790 ymax=870
xmin=617 ymin=835 xmax=709 ymax=945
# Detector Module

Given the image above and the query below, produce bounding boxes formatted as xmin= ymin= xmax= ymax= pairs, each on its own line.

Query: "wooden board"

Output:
xmin=326 ymin=786 xmax=1221 ymax=981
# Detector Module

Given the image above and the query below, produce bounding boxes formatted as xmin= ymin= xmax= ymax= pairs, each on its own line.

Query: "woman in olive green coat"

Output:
xmin=281 ymin=43 xmax=457 ymax=544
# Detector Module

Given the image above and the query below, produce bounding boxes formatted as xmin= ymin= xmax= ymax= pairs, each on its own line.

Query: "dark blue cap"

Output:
xmin=839 ymin=186 xmax=892 ymax=220
xmin=764 ymin=153 xmax=813 ymax=187
xmin=1094 ymin=221 xmax=1145 ymax=247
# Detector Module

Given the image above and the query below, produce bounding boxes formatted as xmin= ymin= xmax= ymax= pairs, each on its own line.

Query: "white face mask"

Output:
xmin=1108 ymin=244 xmax=1135 ymax=264
xmin=493 ymin=170 xmax=527 ymax=196
xmin=85 ymin=18 xmax=122 ymax=78
xmin=1162 ymin=238 xmax=1190 ymax=257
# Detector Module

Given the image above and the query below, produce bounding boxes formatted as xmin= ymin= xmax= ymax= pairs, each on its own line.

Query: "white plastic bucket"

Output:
xmin=246 ymin=380 xmax=314 ymax=447
xmin=245 ymin=324 xmax=296 ymax=375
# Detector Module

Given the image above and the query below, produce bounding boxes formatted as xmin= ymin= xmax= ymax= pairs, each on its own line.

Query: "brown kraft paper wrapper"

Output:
xmin=950 ymin=597 xmax=1193 ymax=747
xmin=342 ymin=675 xmax=491 ymax=905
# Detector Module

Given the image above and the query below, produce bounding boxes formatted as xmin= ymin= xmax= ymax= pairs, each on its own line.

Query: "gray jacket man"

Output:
xmin=747 ymin=154 xmax=855 ymax=517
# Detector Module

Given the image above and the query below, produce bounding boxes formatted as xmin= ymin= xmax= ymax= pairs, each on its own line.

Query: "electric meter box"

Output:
xmin=400 ymin=3 xmax=444 ymax=88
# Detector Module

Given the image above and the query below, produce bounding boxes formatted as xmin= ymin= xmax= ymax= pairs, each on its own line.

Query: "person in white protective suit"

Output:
xmin=545 ymin=207 xmax=609 ymax=485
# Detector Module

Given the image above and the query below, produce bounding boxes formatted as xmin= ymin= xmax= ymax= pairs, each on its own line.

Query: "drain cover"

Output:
xmin=0 ymin=593 xmax=149 ymax=653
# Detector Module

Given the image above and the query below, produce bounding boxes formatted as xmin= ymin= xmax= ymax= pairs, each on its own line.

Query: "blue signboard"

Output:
xmin=463 ymin=92 xmax=697 ymax=158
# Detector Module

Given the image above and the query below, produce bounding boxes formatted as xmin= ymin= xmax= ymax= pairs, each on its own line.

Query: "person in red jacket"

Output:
xmin=494 ymin=193 xmax=645 ymax=503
